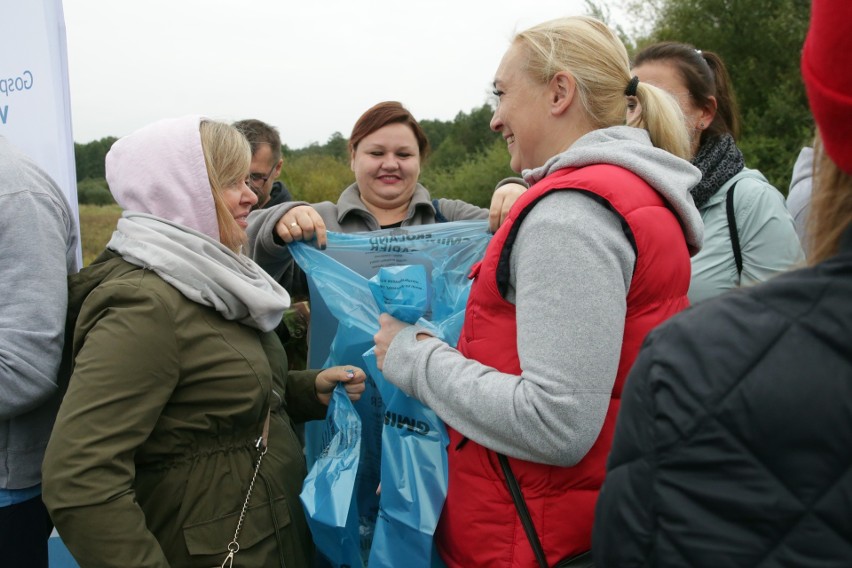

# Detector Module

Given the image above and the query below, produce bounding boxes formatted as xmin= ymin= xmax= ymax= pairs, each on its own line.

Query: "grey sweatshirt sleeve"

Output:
xmin=0 ymin=190 xmax=75 ymax=419
xmin=245 ymin=200 xmax=310 ymax=287
xmin=382 ymin=191 xmax=635 ymax=466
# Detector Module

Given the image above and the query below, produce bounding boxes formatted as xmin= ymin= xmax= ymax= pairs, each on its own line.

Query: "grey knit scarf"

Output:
xmin=108 ymin=212 xmax=290 ymax=331
xmin=690 ymin=134 xmax=745 ymax=208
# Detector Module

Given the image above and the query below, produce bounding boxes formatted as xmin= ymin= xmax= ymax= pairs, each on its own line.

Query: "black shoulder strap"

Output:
xmin=432 ymin=198 xmax=449 ymax=223
xmin=498 ymin=453 xmax=549 ymax=568
xmin=725 ymin=181 xmax=743 ymax=280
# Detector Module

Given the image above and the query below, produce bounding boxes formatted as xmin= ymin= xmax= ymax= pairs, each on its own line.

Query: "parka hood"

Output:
xmin=105 ymin=115 xmax=220 ymax=241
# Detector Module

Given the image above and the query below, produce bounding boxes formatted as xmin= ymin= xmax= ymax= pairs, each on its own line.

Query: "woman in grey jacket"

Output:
xmin=247 ymin=102 xmax=522 ymax=371
xmin=629 ymin=43 xmax=804 ymax=303
xmin=247 ymin=101 xmax=520 ymax=293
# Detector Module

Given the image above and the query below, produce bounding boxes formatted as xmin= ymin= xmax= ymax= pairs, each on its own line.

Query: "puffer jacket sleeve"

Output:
xmin=42 ymin=278 xmax=180 ymax=568
xmin=593 ymin=331 xmax=659 ymax=566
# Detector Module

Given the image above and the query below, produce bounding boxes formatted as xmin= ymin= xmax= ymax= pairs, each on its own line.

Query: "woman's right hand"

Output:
xmin=275 ymin=205 xmax=328 ymax=249
xmin=489 ymin=182 xmax=527 ymax=232
xmin=315 ymin=366 xmax=367 ymax=405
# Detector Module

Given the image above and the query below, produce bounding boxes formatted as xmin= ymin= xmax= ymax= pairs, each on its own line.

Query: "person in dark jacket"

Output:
xmin=42 ymin=116 xmax=365 ymax=568
xmin=593 ymin=2 xmax=852 ymax=565
xmin=233 ymin=118 xmax=308 ymax=369
xmin=233 ymin=118 xmax=294 ymax=209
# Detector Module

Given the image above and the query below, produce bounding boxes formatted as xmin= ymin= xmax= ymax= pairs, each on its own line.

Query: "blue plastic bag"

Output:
xmin=361 ymin=347 xmax=449 ymax=568
xmin=293 ymin=221 xmax=490 ymax=567
xmin=299 ymin=385 xmax=362 ymax=568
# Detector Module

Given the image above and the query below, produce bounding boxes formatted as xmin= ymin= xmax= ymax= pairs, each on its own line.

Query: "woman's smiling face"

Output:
xmin=350 ymin=122 xmax=422 ymax=213
xmin=490 ymin=43 xmax=551 ymax=173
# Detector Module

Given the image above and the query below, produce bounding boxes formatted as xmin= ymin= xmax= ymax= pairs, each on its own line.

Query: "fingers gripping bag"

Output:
xmin=293 ymin=221 xmax=491 ymax=567
xmin=300 ymin=384 xmax=362 ymax=568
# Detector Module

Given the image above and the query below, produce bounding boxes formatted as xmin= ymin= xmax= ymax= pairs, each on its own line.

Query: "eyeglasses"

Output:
xmin=247 ymin=162 xmax=277 ymax=191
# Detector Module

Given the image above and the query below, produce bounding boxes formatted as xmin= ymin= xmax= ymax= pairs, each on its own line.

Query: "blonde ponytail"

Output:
xmin=628 ymin=81 xmax=692 ymax=160
xmin=516 ymin=16 xmax=690 ymax=159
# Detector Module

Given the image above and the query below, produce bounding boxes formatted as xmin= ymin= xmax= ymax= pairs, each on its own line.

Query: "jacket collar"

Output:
xmin=335 ymin=182 xmax=436 ymax=225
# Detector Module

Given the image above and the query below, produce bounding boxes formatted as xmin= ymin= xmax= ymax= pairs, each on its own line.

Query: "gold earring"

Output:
xmin=699 ymin=122 xmax=705 ymax=129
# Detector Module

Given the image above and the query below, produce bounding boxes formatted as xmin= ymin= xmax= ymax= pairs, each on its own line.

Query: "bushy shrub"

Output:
xmin=281 ymin=154 xmax=353 ymax=203
xmin=422 ymin=139 xmax=516 ymax=207
xmin=77 ymin=178 xmax=116 ymax=205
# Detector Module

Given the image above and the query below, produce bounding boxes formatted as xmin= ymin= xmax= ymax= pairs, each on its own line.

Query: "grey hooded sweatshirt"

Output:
xmin=382 ymin=126 xmax=702 ymax=466
xmin=0 ymin=136 xmax=79 ymax=490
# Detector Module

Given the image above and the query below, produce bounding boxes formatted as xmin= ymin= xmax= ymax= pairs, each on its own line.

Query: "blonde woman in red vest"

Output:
xmin=373 ymin=16 xmax=704 ymax=568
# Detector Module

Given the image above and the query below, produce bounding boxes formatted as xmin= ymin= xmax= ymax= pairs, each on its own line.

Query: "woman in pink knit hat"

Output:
xmin=593 ymin=1 xmax=852 ymax=566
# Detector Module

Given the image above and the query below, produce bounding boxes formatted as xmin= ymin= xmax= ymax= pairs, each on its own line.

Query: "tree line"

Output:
xmin=73 ymin=105 xmax=515 ymax=208
xmin=74 ymin=0 xmax=811 ymax=207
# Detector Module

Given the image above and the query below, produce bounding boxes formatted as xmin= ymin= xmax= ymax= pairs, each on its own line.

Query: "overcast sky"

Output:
xmin=62 ymin=0 xmax=629 ymax=148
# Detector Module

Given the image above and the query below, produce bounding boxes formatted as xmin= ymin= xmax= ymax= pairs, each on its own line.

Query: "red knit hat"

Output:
xmin=802 ymin=0 xmax=852 ymax=174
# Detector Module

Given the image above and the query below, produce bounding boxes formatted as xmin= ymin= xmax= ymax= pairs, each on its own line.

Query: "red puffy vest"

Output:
xmin=436 ymin=164 xmax=692 ymax=567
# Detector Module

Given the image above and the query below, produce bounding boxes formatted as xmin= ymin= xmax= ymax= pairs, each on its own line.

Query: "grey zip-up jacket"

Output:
xmin=246 ymin=182 xmax=488 ymax=297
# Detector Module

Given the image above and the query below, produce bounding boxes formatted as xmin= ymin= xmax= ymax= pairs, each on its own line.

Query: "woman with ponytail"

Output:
xmin=373 ymin=16 xmax=702 ymax=567
xmin=629 ymin=42 xmax=804 ymax=302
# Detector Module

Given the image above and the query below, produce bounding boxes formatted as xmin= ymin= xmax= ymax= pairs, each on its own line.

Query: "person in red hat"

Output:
xmin=592 ymin=0 xmax=852 ymax=565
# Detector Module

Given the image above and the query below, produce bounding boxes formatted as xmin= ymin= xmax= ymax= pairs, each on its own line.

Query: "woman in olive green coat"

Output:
xmin=42 ymin=116 xmax=365 ymax=568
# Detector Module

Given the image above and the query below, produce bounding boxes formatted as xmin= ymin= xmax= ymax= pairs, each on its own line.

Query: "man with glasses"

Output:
xmin=233 ymin=119 xmax=293 ymax=210
xmin=234 ymin=118 xmax=306 ymax=371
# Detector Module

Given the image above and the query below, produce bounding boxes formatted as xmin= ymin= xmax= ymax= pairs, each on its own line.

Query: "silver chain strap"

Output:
xmin=220 ymin=437 xmax=268 ymax=568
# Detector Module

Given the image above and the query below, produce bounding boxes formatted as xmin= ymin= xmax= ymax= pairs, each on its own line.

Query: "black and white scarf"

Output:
xmin=690 ymin=134 xmax=745 ymax=208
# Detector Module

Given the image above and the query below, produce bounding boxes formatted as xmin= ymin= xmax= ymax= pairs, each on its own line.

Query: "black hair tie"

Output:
xmin=624 ymin=76 xmax=639 ymax=97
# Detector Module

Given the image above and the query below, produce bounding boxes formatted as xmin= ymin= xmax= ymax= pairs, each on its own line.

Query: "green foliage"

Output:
xmin=277 ymin=104 xmax=512 ymax=205
xmin=76 ymin=177 xmax=116 ymax=205
xmin=74 ymin=137 xmax=116 ymax=181
xmin=422 ymin=105 xmax=503 ymax=170
xmin=288 ymin=131 xmax=350 ymax=162
xmin=281 ymin=153 xmax=353 ymax=203
xmin=421 ymin=139 xmax=517 ymax=207
xmin=627 ymin=0 xmax=812 ymax=192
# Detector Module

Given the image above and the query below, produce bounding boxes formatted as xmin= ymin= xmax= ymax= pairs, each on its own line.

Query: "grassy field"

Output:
xmin=79 ymin=204 xmax=121 ymax=266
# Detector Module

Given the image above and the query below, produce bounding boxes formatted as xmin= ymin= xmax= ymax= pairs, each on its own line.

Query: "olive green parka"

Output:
xmin=43 ymin=251 xmax=327 ymax=567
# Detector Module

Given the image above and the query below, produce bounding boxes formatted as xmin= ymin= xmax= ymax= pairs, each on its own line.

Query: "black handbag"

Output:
xmin=497 ymin=453 xmax=594 ymax=568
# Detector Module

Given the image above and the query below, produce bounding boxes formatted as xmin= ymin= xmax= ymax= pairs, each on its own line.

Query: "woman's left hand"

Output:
xmin=315 ymin=366 xmax=367 ymax=405
xmin=373 ymin=313 xmax=412 ymax=371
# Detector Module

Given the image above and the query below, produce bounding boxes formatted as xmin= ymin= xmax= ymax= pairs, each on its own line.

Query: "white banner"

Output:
xmin=0 ymin=0 xmax=81 ymax=263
